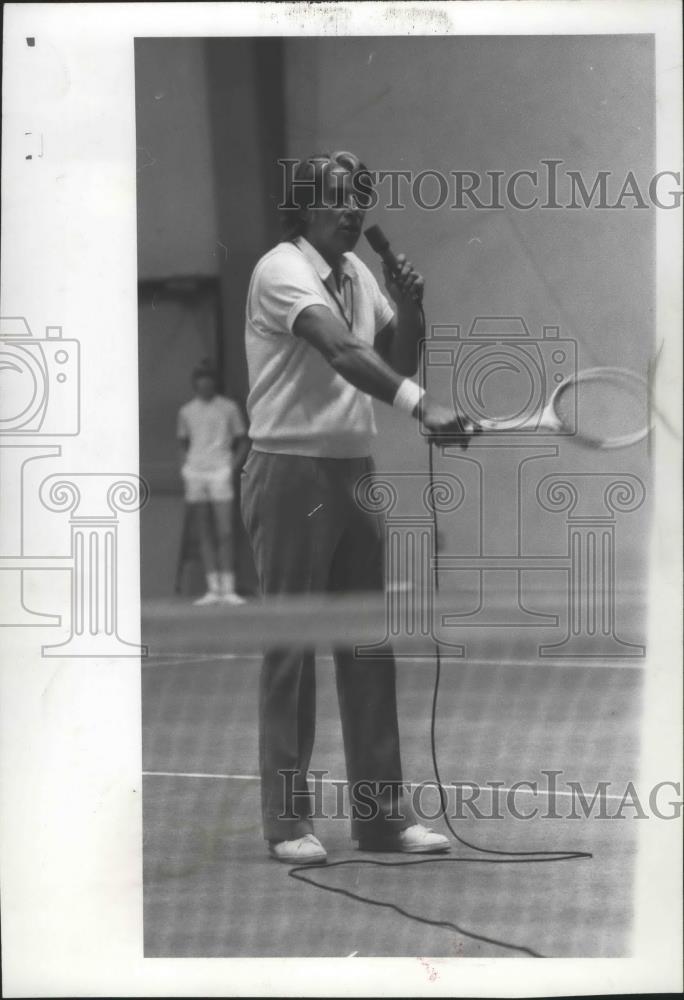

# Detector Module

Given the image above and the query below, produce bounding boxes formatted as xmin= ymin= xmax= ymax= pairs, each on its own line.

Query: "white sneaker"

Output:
xmin=193 ymin=591 xmax=221 ymax=606
xmin=219 ymin=591 xmax=246 ymax=605
xmin=397 ymin=824 xmax=450 ymax=854
xmin=269 ymin=834 xmax=327 ymax=865
xmin=359 ymin=824 xmax=451 ymax=854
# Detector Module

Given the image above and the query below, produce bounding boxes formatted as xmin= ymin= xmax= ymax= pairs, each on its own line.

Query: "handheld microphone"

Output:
xmin=364 ymin=224 xmax=401 ymax=276
xmin=364 ymin=224 xmax=423 ymax=304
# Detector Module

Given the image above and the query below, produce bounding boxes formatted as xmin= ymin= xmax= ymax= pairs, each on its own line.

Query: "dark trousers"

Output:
xmin=241 ymin=450 xmax=415 ymax=842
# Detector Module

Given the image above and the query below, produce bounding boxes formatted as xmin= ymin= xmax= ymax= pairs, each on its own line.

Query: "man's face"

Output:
xmin=304 ymin=166 xmax=366 ymax=261
xmin=194 ymin=374 xmax=217 ymax=400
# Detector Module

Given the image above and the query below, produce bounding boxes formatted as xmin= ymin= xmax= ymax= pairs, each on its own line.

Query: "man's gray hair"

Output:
xmin=279 ymin=150 xmax=372 ymax=240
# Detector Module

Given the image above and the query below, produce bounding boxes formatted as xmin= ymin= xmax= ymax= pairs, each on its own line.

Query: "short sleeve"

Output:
xmin=177 ymin=407 xmax=189 ymax=440
xmin=249 ymin=249 xmax=331 ymax=335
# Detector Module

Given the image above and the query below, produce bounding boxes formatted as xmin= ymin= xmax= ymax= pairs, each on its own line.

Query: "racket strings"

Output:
xmin=554 ymin=371 xmax=649 ymax=447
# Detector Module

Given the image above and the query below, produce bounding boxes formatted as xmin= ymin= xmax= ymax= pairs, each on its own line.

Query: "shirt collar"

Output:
xmin=294 ymin=236 xmax=352 ymax=283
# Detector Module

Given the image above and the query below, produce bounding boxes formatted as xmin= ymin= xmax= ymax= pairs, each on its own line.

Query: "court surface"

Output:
xmin=142 ymin=595 xmax=644 ymax=959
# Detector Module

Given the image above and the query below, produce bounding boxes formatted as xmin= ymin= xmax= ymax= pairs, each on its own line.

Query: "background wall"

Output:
xmin=136 ymin=38 xmax=219 ymax=280
xmin=136 ymin=35 xmax=653 ymax=615
xmin=136 ymin=38 xmax=284 ymax=596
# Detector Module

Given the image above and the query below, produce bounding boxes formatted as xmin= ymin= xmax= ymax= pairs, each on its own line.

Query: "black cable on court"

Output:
xmin=287 ymin=302 xmax=592 ymax=959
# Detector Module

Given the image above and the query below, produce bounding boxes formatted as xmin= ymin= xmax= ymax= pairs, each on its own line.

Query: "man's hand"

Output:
xmin=382 ymin=254 xmax=424 ymax=306
xmin=417 ymin=396 xmax=480 ymax=450
xmin=232 ymin=435 xmax=250 ymax=473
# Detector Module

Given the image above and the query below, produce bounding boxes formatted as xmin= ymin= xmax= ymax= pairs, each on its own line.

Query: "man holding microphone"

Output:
xmin=242 ymin=151 xmax=472 ymax=864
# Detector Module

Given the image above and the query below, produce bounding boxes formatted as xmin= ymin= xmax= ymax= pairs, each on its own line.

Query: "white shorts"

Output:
xmin=182 ymin=466 xmax=233 ymax=503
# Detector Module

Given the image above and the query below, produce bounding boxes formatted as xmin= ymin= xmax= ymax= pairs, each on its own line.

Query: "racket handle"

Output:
xmin=428 ymin=422 xmax=482 ymax=447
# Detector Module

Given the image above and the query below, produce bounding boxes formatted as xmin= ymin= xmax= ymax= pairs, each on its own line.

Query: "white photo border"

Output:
xmin=1 ymin=2 xmax=681 ymax=996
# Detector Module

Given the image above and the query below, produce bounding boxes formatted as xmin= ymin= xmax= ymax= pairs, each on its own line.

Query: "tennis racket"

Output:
xmin=433 ymin=366 xmax=652 ymax=450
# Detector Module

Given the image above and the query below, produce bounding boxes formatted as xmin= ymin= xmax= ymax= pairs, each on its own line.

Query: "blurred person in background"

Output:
xmin=178 ymin=360 xmax=249 ymax=605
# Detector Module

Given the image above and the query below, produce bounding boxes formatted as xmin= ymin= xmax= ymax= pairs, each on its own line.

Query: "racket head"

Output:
xmin=549 ymin=366 xmax=652 ymax=449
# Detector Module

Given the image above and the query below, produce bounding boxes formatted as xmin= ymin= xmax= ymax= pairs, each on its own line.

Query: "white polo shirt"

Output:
xmin=244 ymin=236 xmax=394 ymax=458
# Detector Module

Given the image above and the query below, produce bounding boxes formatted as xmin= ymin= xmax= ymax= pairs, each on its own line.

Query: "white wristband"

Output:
xmin=392 ymin=378 xmax=425 ymax=416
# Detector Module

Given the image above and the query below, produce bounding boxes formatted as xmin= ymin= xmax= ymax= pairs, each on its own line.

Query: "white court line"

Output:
xmin=145 ymin=771 xmax=259 ymax=780
xmin=141 ymin=770 xmax=629 ymax=800
xmin=142 ymin=654 xmax=260 ymax=668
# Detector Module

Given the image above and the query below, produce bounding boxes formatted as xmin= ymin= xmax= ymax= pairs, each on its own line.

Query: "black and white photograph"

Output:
xmin=1 ymin=2 xmax=682 ymax=996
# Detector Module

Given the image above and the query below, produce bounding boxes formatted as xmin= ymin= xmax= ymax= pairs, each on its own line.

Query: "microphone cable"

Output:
xmin=287 ymin=302 xmax=592 ymax=959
